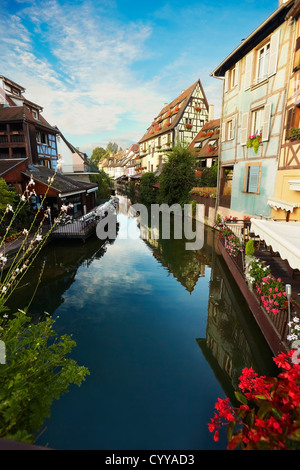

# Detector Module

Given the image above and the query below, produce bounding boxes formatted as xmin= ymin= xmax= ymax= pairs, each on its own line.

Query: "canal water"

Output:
xmin=8 ymin=194 xmax=277 ymax=450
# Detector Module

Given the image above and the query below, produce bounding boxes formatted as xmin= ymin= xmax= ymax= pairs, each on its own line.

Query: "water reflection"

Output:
xmin=6 ymin=193 xmax=276 ymax=449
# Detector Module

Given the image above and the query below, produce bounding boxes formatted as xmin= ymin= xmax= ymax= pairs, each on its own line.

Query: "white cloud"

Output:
xmin=0 ymin=0 xmax=166 ymax=146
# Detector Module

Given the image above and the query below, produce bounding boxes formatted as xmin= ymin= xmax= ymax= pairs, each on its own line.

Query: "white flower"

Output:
xmin=21 ymin=194 xmax=26 ymax=201
xmin=35 ymin=234 xmax=42 ymax=242
xmin=29 ymin=176 xmax=35 ymax=186
xmin=5 ymin=204 xmax=13 ymax=213
xmin=1 ymin=286 xmax=7 ymax=293
xmin=22 ymin=228 xmax=28 ymax=235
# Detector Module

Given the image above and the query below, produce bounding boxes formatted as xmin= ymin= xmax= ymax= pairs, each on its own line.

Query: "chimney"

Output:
xmin=208 ymin=104 xmax=214 ymax=121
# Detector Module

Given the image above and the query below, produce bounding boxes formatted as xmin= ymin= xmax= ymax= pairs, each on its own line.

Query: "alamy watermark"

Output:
xmin=96 ymin=202 xmax=205 ymax=250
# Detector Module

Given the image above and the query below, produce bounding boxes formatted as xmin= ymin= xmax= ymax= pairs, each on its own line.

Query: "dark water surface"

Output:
xmin=9 ymin=195 xmax=276 ymax=450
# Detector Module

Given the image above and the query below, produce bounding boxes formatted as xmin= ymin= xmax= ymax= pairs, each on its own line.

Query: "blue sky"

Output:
xmin=0 ymin=0 xmax=279 ymax=155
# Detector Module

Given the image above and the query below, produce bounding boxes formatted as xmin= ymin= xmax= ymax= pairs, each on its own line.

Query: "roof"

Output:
xmin=139 ymin=80 xmax=208 ymax=144
xmin=22 ymin=165 xmax=98 ymax=196
xmin=211 ymin=0 xmax=295 ymax=77
xmin=0 ymin=104 xmax=57 ymax=133
xmin=0 ymin=158 xmax=28 ymax=176
xmin=188 ymin=119 xmax=220 ymax=158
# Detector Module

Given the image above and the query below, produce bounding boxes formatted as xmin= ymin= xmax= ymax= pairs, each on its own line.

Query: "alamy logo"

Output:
xmin=96 ymin=203 xmax=205 ymax=250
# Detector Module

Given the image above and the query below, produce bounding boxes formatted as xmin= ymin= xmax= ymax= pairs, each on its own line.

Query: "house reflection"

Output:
xmin=197 ymin=247 xmax=277 ymax=401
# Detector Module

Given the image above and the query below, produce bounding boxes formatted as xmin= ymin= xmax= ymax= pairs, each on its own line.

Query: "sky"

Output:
xmin=0 ymin=0 xmax=280 ymax=156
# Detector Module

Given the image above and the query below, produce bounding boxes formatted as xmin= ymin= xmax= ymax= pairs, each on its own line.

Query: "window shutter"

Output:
xmin=244 ymin=52 xmax=253 ymax=90
xmin=231 ymin=116 xmax=236 ymax=140
xmin=268 ymin=29 xmax=280 ymax=77
xmin=221 ymin=122 xmax=226 ymax=142
xmin=248 ymin=166 xmax=260 ymax=193
xmin=234 ymin=62 xmax=239 ymax=88
xmin=224 ymin=71 xmax=229 ymax=93
xmin=240 ymin=113 xmax=249 ymax=145
xmin=262 ymin=103 xmax=272 ymax=141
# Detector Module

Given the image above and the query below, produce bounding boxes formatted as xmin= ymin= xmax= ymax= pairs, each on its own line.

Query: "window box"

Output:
xmin=287 ymin=127 xmax=300 ymax=141
xmin=194 ymin=106 xmax=201 ymax=112
xmin=185 ymin=124 xmax=193 ymax=130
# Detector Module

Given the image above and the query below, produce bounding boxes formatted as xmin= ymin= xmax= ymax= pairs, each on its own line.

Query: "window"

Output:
xmin=225 ymin=64 xmax=239 ymax=92
xmin=227 ymin=120 xmax=234 ymax=140
xmin=256 ymin=43 xmax=270 ymax=84
xmin=251 ymin=107 xmax=264 ymax=135
xmin=293 ymin=36 xmax=300 ymax=71
xmin=244 ymin=165 xmax=261 ymax=193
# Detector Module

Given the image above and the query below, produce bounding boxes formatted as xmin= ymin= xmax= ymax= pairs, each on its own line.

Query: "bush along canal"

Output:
xmin=7 ymin=194 xmax=277 ymax=450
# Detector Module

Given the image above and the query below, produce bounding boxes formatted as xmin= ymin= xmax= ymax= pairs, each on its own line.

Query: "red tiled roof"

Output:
xmin=0 ymin=104 xmax=57 ymax=132
xmin=189 ymin=119 xmax=220 ymax=158
xmin=139 ymin=80 xmax=208 ymax=144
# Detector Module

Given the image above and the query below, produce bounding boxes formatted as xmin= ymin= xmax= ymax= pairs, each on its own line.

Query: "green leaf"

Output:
xmin=234 ymin=391 xmax=248 ymax=405
xmin=257 ymin=402 xmax=272 ymax=419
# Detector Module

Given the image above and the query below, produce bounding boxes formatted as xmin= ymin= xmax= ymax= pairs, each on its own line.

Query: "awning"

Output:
xmin=250 ymin=218 xmax=300 ymax=270
xmin=267 ymin=196 xmax=300 ymax=213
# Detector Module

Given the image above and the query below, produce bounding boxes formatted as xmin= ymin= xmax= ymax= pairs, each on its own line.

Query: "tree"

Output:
xmin=198 ymin=160 xmax=218 ymax=187
xmin=89 ymin=147 xmax=108 ymax=167
xmin=106 ymin=142 xmax=121 ymax=155
xmin=89 ymin=170 xmax=112 ymax=201
xmin=0 ymin=178 xmax=17 ymax=215
xmin=158 ymin=141 xmax=197 ymax=205
xmin=140 ymin=172 xmax=158 ymax=205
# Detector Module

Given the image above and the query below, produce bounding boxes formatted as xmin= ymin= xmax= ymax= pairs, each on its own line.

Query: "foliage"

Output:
xmin=89 ymin=146 xmax=108 ymax=166
xmin=245 ymin=239 xmax=255 ymax=257
xmin=198 ymin=160 xmax=218 ymax=187
xmin=158 ymin=141 xmax=196 ymax=205
xmin=245 ymin=257 xmax=271 ymax=286
xmin=0 ymin=168 xmax=89 ymax=445
xmin=89 ymin=170 xmax=112 ymax=201
xmin=224 ymin=232 xmax=244 ymax=257
xmin=287 ymin=128 xmax=300 ymax=141
xmin=0 ymin=178 xmax=16 ymax=214
xmin=247 ymin=133 xmax=262 ymax=154
xmin=257 ymin=274 xmax=290 ymax=315
xmin=208 ymin=350 xmax=300 ymax=450
xmin=288 ymin=316 xmax=300 ymax=342
xmin=0 ymin=309 xmax=89 ymax=444
xmin=139 ymin=172 xmax=158 ymax=205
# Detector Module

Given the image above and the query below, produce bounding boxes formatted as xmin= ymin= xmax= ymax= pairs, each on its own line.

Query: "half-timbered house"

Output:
xmin=269 ymin=0 xmax=300 ymax=221
xmin=138 ymin=80 xmax=210 ymax=173
xmin=211 ymin=0 xmax=296 ymax=219
xmin=0 ymin=75 xmax=98 ymax=215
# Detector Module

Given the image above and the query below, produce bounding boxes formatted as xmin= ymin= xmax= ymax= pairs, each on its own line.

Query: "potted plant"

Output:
xmin=247 ymin=133 xmax=262 ymax=153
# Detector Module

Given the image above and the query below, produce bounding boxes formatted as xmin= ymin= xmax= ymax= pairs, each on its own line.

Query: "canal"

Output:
xmin=8 ymin=194 xmax=277 ymax=450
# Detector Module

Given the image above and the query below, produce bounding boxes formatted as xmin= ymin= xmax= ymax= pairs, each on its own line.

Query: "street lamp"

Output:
xmin=286 ymin=284 xmax=292 ymax=338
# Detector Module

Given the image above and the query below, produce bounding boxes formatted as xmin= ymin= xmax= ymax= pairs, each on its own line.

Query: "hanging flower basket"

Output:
xmin=174 ymin=106 xmax=179 ymax=112
xmin=166 ymin=121 xmax=171 ymax=127
xmin=207 ymin=131 xmax=213 ymax=137
xmin=155 ymin=125 xmax=161 ymax=131
xmin=247 ymin=133 xmax=262 ymax=153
